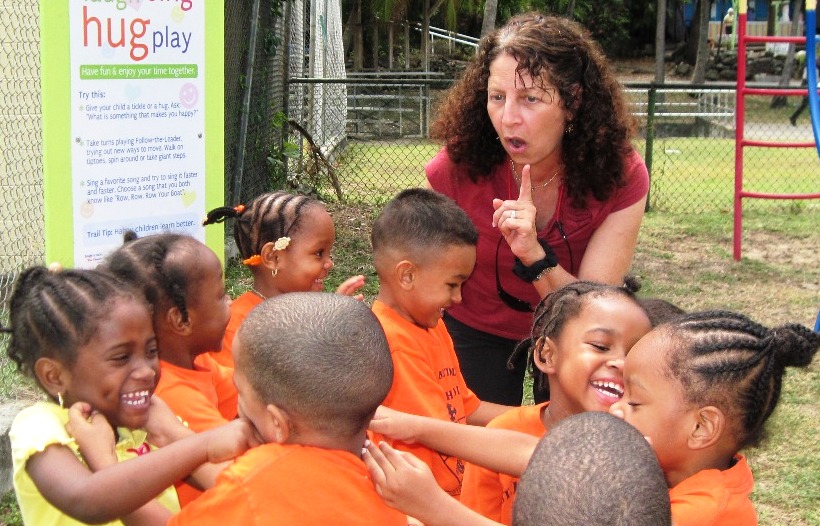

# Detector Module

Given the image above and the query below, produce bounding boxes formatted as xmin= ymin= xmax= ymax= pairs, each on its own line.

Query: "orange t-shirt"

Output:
xmin=460 ymin=403 xmax=548 ymax=524
xmin=207 ymin=291 xmax=263 ymax=369
xmin=155 ymin=354 xmax=238 ymax=506
xmin=371 ymin=300 xmax=481 ymax=498
xmin=670 ymin=454 xmax=756 ymax=526
xmin=167 ymin=442 xmax=407 ymax=525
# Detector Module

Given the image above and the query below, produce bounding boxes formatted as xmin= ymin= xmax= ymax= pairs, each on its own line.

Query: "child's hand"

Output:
xmin=67 ymin=402 xmax=117 ymax=471
xmin=363 ymin=441 xmax=446 ymax=520
xmin=145 ymin=395 xmax=192 ymax=446
xmin=335 ymin=274 xmax=366 ymax=301
xmin=202 ymin=417 xmax=260 ymax=464
xmin=369 ymin=405 xmax=421 ymax=443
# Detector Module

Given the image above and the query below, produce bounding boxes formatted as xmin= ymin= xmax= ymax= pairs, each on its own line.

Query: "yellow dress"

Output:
xmin=10 ymin=401 xmax=180 ymax=525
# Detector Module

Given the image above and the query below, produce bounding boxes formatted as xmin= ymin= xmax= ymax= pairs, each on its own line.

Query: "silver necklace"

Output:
xmin=510 ymin=160 xmax=559 ymax=191
xmin=250 ymin=288 xmax=266 ymax=300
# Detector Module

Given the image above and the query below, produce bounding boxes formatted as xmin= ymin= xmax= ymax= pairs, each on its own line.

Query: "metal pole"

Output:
xmin=644 ymin=86 xmax=657 ymax=212
xmin=231 ymin=0 xmax=262 ymax=204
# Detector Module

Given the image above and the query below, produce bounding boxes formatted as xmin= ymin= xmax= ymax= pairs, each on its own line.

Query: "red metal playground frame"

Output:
xmin=733 ymin=0 xmax=820 ymax=260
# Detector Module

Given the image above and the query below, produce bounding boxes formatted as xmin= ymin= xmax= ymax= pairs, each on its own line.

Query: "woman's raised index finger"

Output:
xmin=518 ymin=164 xmax=534 ymax=204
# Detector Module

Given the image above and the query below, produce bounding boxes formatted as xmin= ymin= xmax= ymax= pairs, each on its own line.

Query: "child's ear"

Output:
xmin=687 ymin=406 xmax=725 ymax=450
xmin=396 ymin=260 xmax=415 ymax=290
xmin=266 ymin=404 xmax=292 ymax=444
xmin=260 ymin=242 xmax=280 ymax=272
xmin=166 ymin=306 xmax=193 ymax=336
xmin=533 ymin=337 xmax=557 ymax=375
xmin=34 ymin=357 xmax=69 ymax=400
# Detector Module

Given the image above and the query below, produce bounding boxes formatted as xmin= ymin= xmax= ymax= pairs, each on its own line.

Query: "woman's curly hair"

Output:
xmin=430 ymin=13 xmax=637 ymax=208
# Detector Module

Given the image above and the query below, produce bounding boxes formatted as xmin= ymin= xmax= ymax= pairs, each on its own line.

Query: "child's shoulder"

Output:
xmin=10 ymin=402 xmax=77 ymax=467
xmin=487 ymin=402 xmax=548 ymax=435
xmin=11 ymin=401 xmax=66 ymax=433
xmin=222 ymin=443 xmax=366 ymax=487
xmin=670 ymin=455 xmax=756 ymax=526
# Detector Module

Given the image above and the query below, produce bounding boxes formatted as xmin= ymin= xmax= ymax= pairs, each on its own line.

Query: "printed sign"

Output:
xmin=41 ymin=0 xmax=223 ymax=267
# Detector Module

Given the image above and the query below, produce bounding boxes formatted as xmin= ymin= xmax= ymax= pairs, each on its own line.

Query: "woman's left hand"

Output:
xmin=492 ymin=164 xmax=546 ymax=264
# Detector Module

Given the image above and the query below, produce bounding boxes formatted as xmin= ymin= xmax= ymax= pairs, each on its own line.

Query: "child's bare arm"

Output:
xmin=28 ymin=413 xmax=255 ymax=524
xmin=369 ymin=406 xmax=536 ymax=477
xmin=465 ymin=401 xmax=514 ymax=427
xmin=363 ymin=441 xmax=500 ymax=526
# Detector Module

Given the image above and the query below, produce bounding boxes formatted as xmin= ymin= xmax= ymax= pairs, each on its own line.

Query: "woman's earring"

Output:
xmin=57 ymin=392 xmax=64 ymax=409
xmin=564 ymin=122 xmax=574 ymax=135
xmin=271 ymin=268 xmax=278 ymax=278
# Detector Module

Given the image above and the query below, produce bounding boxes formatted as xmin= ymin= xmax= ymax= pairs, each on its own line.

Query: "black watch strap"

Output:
xmin=512 ymin=238 xmax=559 ymax=283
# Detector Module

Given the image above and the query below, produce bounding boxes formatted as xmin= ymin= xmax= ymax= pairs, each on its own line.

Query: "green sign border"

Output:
xmin=41 ymin=2 xmax=224 ymax=267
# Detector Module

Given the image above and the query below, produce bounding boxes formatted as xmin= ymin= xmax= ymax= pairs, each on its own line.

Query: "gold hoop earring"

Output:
xmin=57 ymin=392 xmax=64 ymax=409
xmin=272 ymin=268 xmax=278 ymax=278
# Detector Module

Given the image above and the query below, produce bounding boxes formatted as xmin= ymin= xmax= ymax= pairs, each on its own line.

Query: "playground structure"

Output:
xmin=733 ymin=0 xmax=820 ymax=260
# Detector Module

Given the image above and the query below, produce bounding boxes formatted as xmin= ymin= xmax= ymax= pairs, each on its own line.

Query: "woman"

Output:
xmin=426 ymin=13 xmax=649 ymax=405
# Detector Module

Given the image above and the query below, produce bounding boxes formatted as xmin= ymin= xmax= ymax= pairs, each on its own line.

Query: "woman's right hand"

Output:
xmin=491 ymin=164 xmax=545 ymax=265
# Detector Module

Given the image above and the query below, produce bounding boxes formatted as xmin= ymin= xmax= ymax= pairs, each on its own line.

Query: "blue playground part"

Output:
xmin=806 ymin=6 xmax=820 ymax=159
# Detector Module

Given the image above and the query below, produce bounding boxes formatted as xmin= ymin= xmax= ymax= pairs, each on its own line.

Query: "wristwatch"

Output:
xmin=512 ymin=238 xmax=559 ymax=283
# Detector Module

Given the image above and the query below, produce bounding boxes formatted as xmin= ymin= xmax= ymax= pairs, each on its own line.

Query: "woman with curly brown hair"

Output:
xmin=426 ymin=13 xmax=649 ymax=406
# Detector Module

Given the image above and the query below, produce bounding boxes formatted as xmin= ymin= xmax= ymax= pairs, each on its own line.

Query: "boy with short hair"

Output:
xmin=168 ymin=292 xmax=407 ymax=525
xmin=370 ymin=188 xmax=511 ymax=498
xmin=513 ymin=411 xmax=671 ymax=526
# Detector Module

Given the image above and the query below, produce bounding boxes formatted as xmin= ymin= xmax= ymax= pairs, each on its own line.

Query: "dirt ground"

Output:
xmin=632 ymin=223 xmax=819 ymax=329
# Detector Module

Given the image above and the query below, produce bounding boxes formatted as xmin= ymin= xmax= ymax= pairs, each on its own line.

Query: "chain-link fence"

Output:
xmin=1 ymin=1 xmax=43 ymax=399
xmin=284 ymin=78 xmax=819 ymax=215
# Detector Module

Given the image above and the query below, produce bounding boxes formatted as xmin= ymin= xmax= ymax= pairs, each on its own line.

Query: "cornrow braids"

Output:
xmin=4 ymin=266 xmax=138 ymax=382
xmin=507 ymin=280 xmax=641 ymax=392
xmin=663 ymin=310 xmax=820 ymax=449
xmin=204 ymin=192 xmax=318 ymax=262
xmin=103 ymin=232 xmax=199 ymax=323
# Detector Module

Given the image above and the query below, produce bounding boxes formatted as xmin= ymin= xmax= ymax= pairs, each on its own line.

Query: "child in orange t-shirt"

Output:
xmin=168 ymin=292 xmax=407 ymax=525
xmin=611 ymin=310 xmax=819 ymax=526
xmin=103 ymin=232 xmax=238 ymax=506
xmin=202 ymin=192 xmax=365 ymax=369
xmin=369 ymin=188 xmax=514 ymax=499
xmin=461 ymin=280 xmax=650 ymax=524
xmin=366 ymin=310 xmax=819 ymax=526
xmin=361 ymin=278 xmax=651 ymax=524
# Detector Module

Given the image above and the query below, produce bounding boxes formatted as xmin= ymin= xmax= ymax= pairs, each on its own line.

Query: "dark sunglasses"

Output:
xmin=494 ymin=222 xmax=574 ymax=312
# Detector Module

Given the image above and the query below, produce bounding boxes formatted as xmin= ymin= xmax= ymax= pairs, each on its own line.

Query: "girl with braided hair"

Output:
xmin=456 ymin=280 xmax=651 ymax=524
xmin=3 ymin=266 xmax=182 ymax=523
xmin=102 ymin=233 xmax=236 ymax=506
xmin=610 ymin=310 xmax=820 ymax=526
xmin=202 ymin=191 xmax=365 ymax=368
xmin=363 ymin=281 xmax=651 ymax=525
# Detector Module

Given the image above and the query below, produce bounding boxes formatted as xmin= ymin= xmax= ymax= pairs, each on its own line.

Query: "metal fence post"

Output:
xmin=644 ymin=85 xmax=657 ymax=212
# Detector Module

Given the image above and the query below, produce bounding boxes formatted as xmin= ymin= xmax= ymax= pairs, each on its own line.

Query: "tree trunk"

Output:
xmin=372 ymin=20 xmax=379 ymax=70
xmin=684 ymin=0 xmax=701 ymax=64
xmin=480 ymin=0 xmax=499 ymax=38
xmin=655 ymin=0 xmax=667 ymax=83
xmin=423 ymin=0 xmax=430 ymax=72
xmin=771 ymin=0 xmax=804 ymax=108
xmin=388 ymin=22 xmax=394 ymax=70
xmin=767 ymin=0 xmax=776 ymax=36
xmin=404 ymin=23 xmax=410 ymax=70
xmin=691 ymin=0 xmax=711 ymax=83
xmin=567 ymin=0 xmax=577 ymax=20
xmin=353 ymin=0 xmax=363 ymax=71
